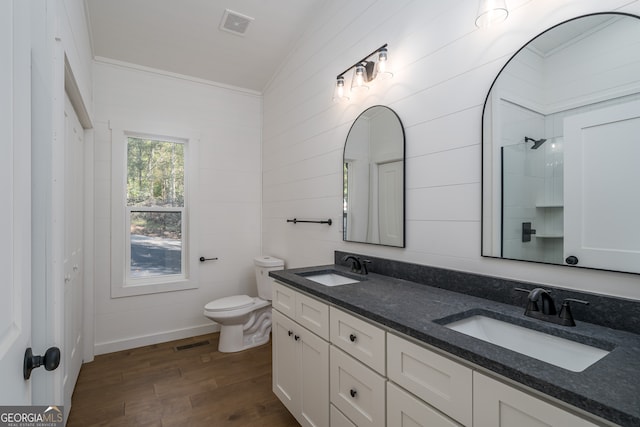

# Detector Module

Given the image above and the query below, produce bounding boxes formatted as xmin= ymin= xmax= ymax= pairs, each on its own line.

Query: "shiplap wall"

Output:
xmin=262 ymin=0 xmax=640 ymax=300
xmin=92 ymin=61 xmax=263 ymax=353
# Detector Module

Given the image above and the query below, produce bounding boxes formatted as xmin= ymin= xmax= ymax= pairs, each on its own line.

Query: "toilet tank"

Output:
xmin=254 ymin=256 xmax=284 ymax=300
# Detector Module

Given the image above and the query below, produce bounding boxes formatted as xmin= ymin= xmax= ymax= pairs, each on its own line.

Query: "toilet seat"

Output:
xmin=205 ymin=295 xmax=254 ymax=312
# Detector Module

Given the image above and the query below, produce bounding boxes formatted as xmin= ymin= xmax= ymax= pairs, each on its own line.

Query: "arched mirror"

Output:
xmin=482 ymin=12 xmax=640 ymax=274
xmin=343 ymin=105 xmax=405 ymax=247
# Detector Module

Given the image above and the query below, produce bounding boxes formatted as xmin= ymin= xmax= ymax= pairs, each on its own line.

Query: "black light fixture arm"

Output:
xmin=336 ymin=43 xmax=388 ymax=79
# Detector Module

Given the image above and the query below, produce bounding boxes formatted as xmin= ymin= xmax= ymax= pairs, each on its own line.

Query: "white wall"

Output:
xmin=60 ymin=0 xmax=93 ymax=118
xmin=92 ymin=61 xmax=263 ymax=353
xmin=262 ymin=0 xmax=640 ymax=300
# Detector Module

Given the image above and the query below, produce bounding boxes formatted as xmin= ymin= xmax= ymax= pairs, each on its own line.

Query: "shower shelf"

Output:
xmin=536 ymin=204 xmax=563 ymax=208
xmin=535 ymin=233 xmax=564 ymax=238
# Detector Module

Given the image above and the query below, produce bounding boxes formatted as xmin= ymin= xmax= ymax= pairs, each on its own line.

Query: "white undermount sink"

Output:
xmin=444 ymin=315 xmax=610 ymax=372
xmin=302 ymin=272 xmax=360 ymax=286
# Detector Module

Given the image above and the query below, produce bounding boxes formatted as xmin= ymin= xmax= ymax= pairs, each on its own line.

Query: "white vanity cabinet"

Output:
xmin=272 ymin=282 xmax=604 ymax=427
xmin=272 ymin=283 xmax=329 ymax=427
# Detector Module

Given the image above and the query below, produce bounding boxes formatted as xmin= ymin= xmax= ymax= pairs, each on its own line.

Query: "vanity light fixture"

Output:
xmin=332 ymin=76 xmax=350 ymax=102
xmin=333 ymin=44 xmax=391 ymax=102
xmin=375 ymin=47 xmax=393 ymax=80
xmin=351 ymin=62 xmax=372 ymax=93
xmin=475 ymin=0 xmax=509 ymax=28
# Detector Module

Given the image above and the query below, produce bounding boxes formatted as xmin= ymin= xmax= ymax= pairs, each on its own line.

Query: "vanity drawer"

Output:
xmin=330 ymin=404 xmax=356 ymax=427
xmin=387 ymin=333 xmax=472 ymax=426
xmin=330 ymin=307 xmax=386 ymax=374
xmin=273 ymin=282 xmax=329 ymax=340
xmin=272 ymin=281 xmax=296 ymax=318
xmin=387 ymin=381 xmax=463 ymax=427
xmin=295 ymin=291 xmax=329 ymax=340
xmin=330 ymin=346 xmax=386 ymax=427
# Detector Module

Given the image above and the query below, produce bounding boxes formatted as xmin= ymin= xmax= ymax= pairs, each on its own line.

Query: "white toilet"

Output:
xmin=203 ymin=255 xmax=284 ymax=353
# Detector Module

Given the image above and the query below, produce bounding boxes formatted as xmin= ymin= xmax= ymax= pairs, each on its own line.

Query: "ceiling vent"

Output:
xmin=219 ymin=9 xmax=254 ymax=36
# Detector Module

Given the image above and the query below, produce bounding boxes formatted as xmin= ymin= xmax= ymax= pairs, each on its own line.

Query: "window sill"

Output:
xmin=111 ymin=277 xmax=198 ymax=298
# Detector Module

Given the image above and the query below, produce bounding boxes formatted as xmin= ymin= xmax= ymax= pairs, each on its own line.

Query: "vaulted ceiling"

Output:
xmin=85 ymin=0 xmax=325 ymax=92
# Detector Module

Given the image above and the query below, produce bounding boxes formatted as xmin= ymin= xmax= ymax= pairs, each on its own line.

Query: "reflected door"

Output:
xmin=378 ymin=161 xmax=403 ymax=246
xmin=564 ymin=100 xmax=640 ymax=270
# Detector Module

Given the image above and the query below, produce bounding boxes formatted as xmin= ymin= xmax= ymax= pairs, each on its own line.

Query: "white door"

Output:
xmin=63 ymin=94 xmax=84 ymax=417
xmin=0 ymin=0 xmax=32 ymax=403
xmin=564 ymin=100 xmax=640 ymax=271
xmin=378 ymin=161 xmax=404 ymax=246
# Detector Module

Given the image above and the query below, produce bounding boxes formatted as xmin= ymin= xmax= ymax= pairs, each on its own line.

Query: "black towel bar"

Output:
xmin=286 ymin=218 xmax=332 ymax=225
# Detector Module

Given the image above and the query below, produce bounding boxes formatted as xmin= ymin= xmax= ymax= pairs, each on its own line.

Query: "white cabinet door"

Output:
xmin=272 ymin=310 xmax=299 ymax=416
xmin=473 ymin=372 xmax=598 ymax=427
xmin=564 ymin=100 xmax=640 ymax=272
xmin=387 ymin=382 xmax=463 ymax=427
xmin=299 ymin=325 xmax=329 ymax=427
xmin=272 ymin=300 xmax=329 ymax=427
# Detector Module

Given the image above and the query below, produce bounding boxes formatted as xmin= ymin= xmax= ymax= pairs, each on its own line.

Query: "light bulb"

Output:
xmin=333 ymin=76 xmax=349 ymax=102
xmin=351 ymin=64 xmax=369 ymax=93
xmin=375 ymin=47 xmax=393 ymax=80
xmin=355 ymin=65 xmax=365 ymax=87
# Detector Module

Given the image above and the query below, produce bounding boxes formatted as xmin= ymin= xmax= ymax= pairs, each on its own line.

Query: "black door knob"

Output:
xmin=565 ymin=255 xmax=579 ymax=265
xmin=24 ymin=347 xmax=61 ymax=380
xmin=294 ymin=335 xmax=300 ymax=341
xmin=349 ymin=334 xmax=357 ymax=342
xmin=350 ymin=389 xmax=357 ymax=398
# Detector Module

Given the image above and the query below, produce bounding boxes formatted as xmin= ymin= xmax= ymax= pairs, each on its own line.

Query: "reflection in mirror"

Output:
xmin=343 ymin=106 xmax=405 ymax=247
xmin=482 ymin=13 xmax=640 ymax=274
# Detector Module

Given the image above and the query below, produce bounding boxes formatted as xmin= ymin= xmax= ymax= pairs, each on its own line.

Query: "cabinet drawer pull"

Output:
xmin=349 ymin=333 xmax=357 ymax=342
xmin=288 ymin=330 xmax=293 ymax=337
xmin=349 ymin=388 xmax=357 ymax=398
xmin=294 ymin=335 xmax=300 ymax=341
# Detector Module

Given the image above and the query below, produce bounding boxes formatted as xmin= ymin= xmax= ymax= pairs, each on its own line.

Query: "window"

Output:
xmin=110 ymin=124 xmax=199 ymax=297
xmin=126 ymin=137 xmax=184 ymax=280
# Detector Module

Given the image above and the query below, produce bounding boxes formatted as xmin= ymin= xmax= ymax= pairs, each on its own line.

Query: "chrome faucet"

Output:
xmin=515 ymin=288 xmax=589 ymax=327
xmin=341 ymin=255 xmax=370 ymax=275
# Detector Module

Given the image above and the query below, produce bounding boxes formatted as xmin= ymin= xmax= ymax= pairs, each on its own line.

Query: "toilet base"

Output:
xmin=218 ymin=306 xmax=272 ymax=353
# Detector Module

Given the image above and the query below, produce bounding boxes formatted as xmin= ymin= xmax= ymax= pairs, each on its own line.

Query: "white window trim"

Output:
xmin=110 ymin=121 xmax=199 ymax=298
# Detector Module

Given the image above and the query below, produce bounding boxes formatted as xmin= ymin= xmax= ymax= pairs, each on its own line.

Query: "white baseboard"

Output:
xmin=94 ymin=323 xmax=220 ymax=356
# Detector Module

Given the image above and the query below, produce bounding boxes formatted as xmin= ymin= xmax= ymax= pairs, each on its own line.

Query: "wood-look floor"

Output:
xmin=67 ymin=333 xmax=299 ymax=426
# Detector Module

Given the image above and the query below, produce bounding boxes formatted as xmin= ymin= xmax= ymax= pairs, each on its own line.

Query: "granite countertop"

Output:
xmin=270 ymin=265 xmax=640 ymax=427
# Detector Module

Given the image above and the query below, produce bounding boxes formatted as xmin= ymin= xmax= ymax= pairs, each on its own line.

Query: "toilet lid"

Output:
xmin=205 ymin=295 xmax=254 ymax=312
